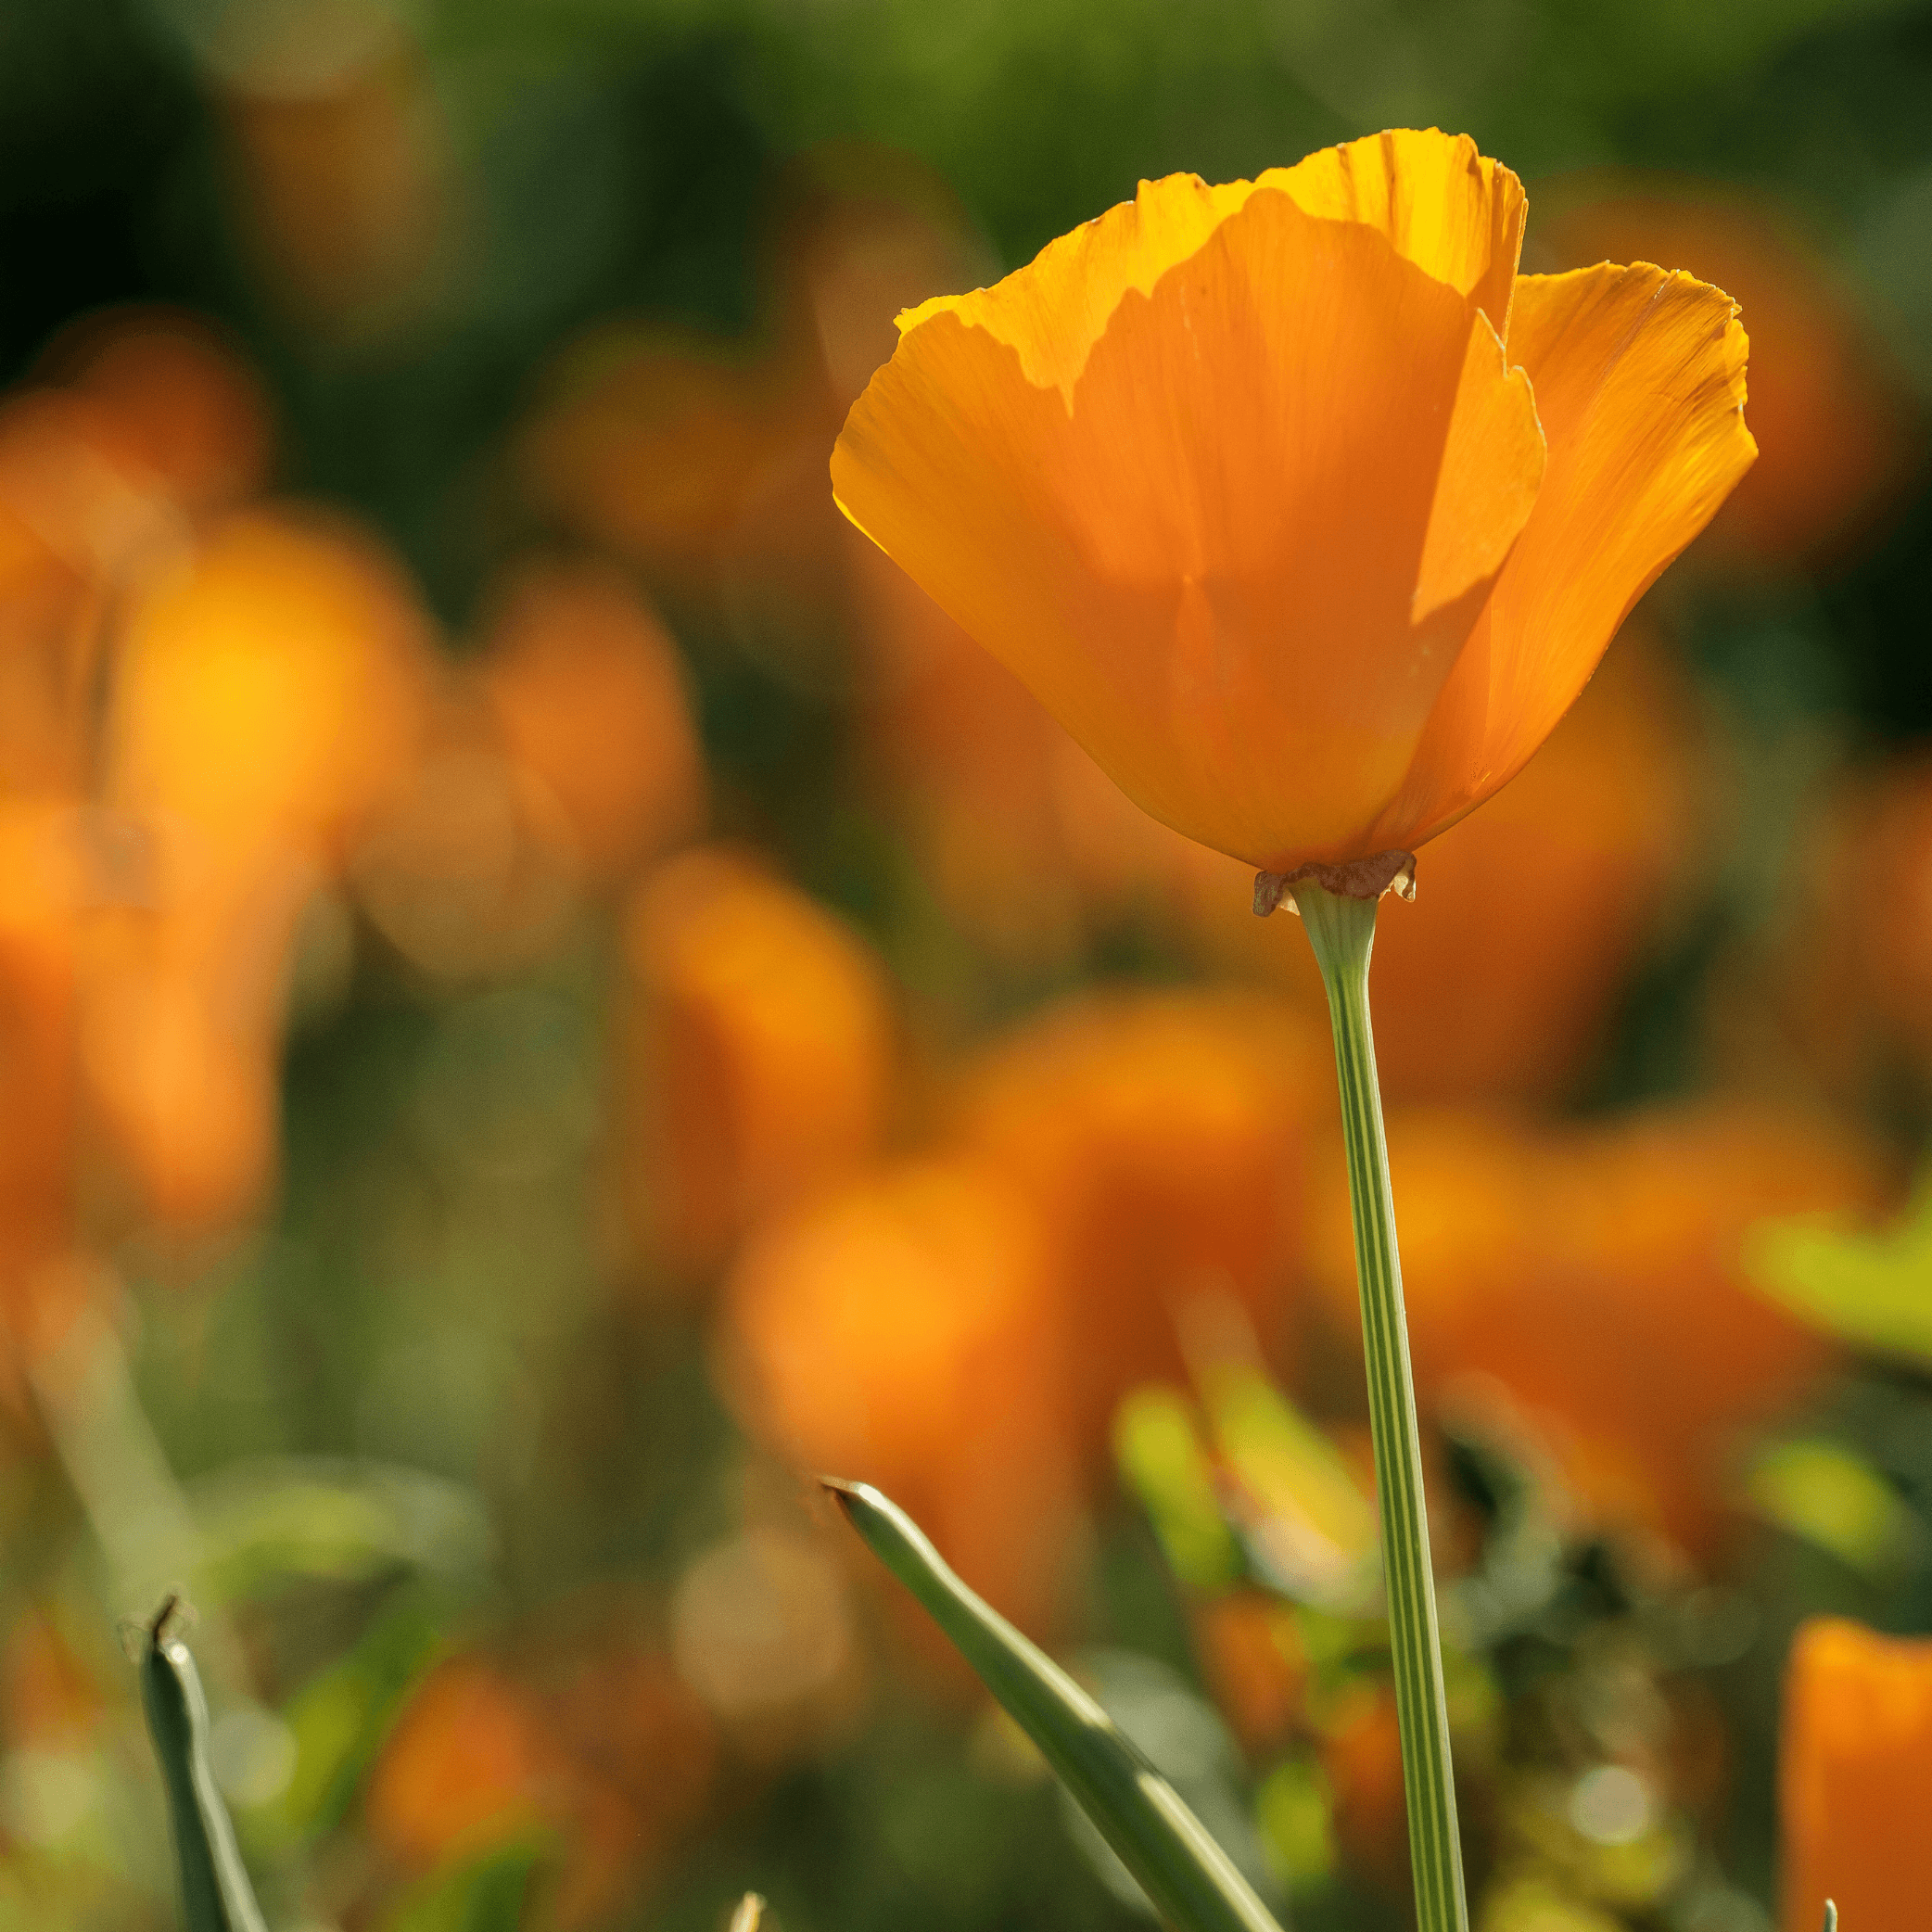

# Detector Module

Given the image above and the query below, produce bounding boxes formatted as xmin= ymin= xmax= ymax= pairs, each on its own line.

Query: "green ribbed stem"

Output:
xmin=1295 ymin=882 xmax=1467 ymax=1932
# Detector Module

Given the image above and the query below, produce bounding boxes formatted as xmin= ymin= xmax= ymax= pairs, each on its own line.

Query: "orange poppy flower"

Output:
xmin=366 ymin=1655 xmax=555 ymax=1868
xmin=1307 ymin=1104 xmax=1881 ymax=1554
xmin=832 ymin=129 xmax=1752 ymax=876
xmin=1782 ymin=1618 xmax=1932 ymax=1932
xmin=956 ymin=989 xmax=1330 ymax=1455
xmin=477 ymin=555 xmax=706 ymax=886
xmin=618 ymin=847 xmax=895 ymax=1281
xmin=720 ymin=1155 xmax=1080 ymax=1637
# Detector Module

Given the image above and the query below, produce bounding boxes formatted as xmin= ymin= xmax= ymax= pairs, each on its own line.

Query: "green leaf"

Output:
xmin=137 ymin=1597 xmax=270 ymax=1932
xmin=825 ymin=1479 xmax=1286 ymax=1932
xmin=1196 ymin=1358 xmax=1378 ymax=1612
xmin=1746 ymin=1188 xmax=1932 ymax=1364
xmin=381 ymin=1840 xmax=546 ymax=1932
xmin=1744 ymin=1439 xmax=1913 ymax=1574
xmin=1112 ymin=1387 xmax=1242 ymax=1590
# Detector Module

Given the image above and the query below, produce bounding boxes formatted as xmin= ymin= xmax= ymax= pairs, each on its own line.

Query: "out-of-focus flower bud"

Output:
xmin=721 ymin=1155 xmax=1080 ymax=1638
xmin=619 ymin=848 xmax=894 ymax=1283
xmin=85 ymin=508 xmax=433 ymax=1231
xmin=957 ymin=990 xmax=1330 ymax=1457
xmin=1782 ymin=1617 xmax=1932 ymax=1932
xmin=478 ymin=556 xmax=705 ymax=886
xmin=1310 ymin=1104 xmax=1883 ymax=1556
xmin=1 ymin=1607 xmax=102 ymax=1749
xmin=105 ymin=507 xmax=432 ymax=863
xmin=365 ymin=1654 xmax=554 ymax=1870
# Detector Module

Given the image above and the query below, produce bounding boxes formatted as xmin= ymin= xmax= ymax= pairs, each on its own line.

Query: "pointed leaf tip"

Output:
xmin=138 ymin=1600 xmax=269 ymax=1932
xmin=833 ymin=1480 xmax=1286 ymax=1932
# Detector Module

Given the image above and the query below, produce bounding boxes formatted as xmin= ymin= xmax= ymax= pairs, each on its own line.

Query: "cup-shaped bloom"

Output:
xmin=832 ymin=130 xmax=1754 ymax=872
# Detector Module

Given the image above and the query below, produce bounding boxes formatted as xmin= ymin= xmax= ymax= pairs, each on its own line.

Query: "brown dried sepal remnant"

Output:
xmin=1253 ymin=851 xmax=1417 ymax=918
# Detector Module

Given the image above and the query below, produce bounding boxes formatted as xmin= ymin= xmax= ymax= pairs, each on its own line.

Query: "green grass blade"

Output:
xmin=826 ymin=1480 xmax=1286 ymax=1932
xmin=138 ymin=1597 xmax=271 ymax=1932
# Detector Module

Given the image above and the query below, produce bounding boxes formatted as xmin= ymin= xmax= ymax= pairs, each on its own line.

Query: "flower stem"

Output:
xmin=1294 ymin=881 xmax=1467 ymax=1932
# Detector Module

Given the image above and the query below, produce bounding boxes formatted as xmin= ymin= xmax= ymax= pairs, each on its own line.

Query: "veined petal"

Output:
xmin=834 ymin=187 xmax=1544 ymax=871
xmin=1272 ymin=128 xmax=1527 ymax=344
xmin=895 ymin=131 xmax=1525 ymax=406
xmin=1379 ymin=262 xmax=1753 ymax=850
xmin=896 ymin=174 xmax=1254 ymax=404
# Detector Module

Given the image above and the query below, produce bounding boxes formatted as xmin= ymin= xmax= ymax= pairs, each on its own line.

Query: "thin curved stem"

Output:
xmin=1294 ymin=881 xmax=1467 ymax=1932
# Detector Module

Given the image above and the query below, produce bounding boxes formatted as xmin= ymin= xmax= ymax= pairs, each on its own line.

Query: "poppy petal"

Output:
xmin=1273 ymin=128 xmax=1527 ymax=342
xmin=1380 ymin=262 xmax=1753 ymax=850
xmin=893 ymin=130 xmax=1525 ymax=407
xmin=834 ymin=187 xmax=1544 ymax=870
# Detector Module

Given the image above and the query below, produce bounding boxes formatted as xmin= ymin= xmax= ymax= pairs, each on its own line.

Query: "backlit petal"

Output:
xmin=1273 ymin=128 xmax=1526 ymax=343
xmin=896 ymin=173 xmax=1252 ymax=404
xmin=834 ymin=186 xmax=1544 ymax=870
xmin=1379 ymin=262 xmax=1753 ymax=849
xmin=896 ymin=131 xmax=1524 ymax=406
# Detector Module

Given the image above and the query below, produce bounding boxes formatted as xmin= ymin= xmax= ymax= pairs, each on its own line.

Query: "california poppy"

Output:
xmin=1782 ymin=1617 xmax=1932 ymax=1932
xmin=956 ymin=988 xmax=1330 ymax=1454
xmin=619 ymin=847 xmax=895 ymax=1281
xmin=721 ymin=1154 xmax=1081 ymax=1636
xmin=1306 ymin=1103 xmax=1879 ymax=1554
xmin=832 ymin=129 xmax=1752 ymax=877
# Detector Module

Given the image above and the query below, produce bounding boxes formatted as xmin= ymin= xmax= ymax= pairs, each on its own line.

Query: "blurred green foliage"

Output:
xmin=5 ymin=0 xmax=1932 ymax=1928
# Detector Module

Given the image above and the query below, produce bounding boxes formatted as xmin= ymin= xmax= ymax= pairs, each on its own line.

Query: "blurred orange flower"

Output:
xmin=1540 ymin=183 xmax=1918 ymax=573
xmin=721 ymin=1155 xmax=1079 ymax=1635
xmin=1322 ymin=1684 xmax=1408 ymax=1891
xmin=833 ymin=129 xmax=1753 ymax=877
xmin=1782 ymin=1617 xmax=1932 ymax=1932
xmin=535 ymin=1625 xmax=720 ymax=1924
xmin=367 ymin=1655 xmax=555 ymax=1869
xmin=0 ymin=310 xmax=270 ymax=804
xmin=34 ymin=307 xmax=272 ymax=521
xmin=958 ymin=990 xmax=1330 ymax=1455
xmin=478 ymin=555 xmax=706 ymax=886
xmin=103 ymin=507 xmax=430 ymax=864
xmin=1 ymin=1607 xmax=102 ymax=1749
xmin=1782 ymin=752 xmax=1932 ymax=1097
xmin=619 ymin=847 xmax=895 ymax=1281
xmin=0 ymin=809 xmax=83 ymax=1341
xmin=524 ymin=148 xmax=987 ymax=692
xmin=370 ymin=1633 xmax=718 ymax=1924
xmin=1194 ymin=1594 xmax=1306 ymax=1754
xmin=84 ymin=506 xmax=433 ymax=1230
xmin=1310 ymin=1105 xmax=1882 ymax=1553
